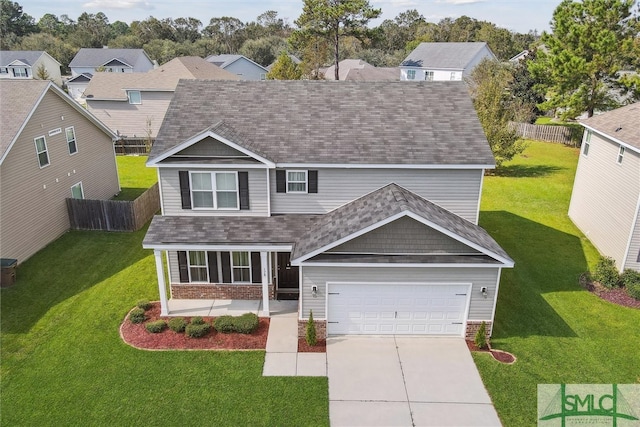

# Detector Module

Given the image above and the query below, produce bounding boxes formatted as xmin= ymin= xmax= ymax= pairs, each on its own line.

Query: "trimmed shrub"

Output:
xmin=627 ymin=282 xmax=640 ymax=301
xmin=185 ymin=322 xmax=211 ymax=338
xmin=306 ymin=310 xmax=317 ymax=346
xmin=168 ymin=317 xmax=187 ymax=333
xmin=145 ymin=320 xmax=167 ymax=333
xmin=214 ymin=316 xmax=235 ymax=333
xmin=474 ymin=321 xmax=488 ymax=350
xmin=235 ymin=313 xmax=259 ymax=334
xmin=593 ymin=256 xmax=620 ymax=288
xmin=136 ymin=300 xmax=152 ymax=311
xmin=622 ymin=269 xmax=640 ymax=300
xmin=129 ymin=307 xmax=146 ymax=324
xmin=190 ymin=316 xmax=205 ymax=325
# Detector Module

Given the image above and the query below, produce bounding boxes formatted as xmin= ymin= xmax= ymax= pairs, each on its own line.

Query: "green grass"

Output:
xmin=112 ymin=155 xmax=158 ymax=200
xmin=478 ymin=141 xmax=640 ymax=426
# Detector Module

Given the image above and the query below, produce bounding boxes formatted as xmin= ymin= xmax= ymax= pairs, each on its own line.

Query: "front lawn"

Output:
xmin=478 ymin=141 xmax=640 ymax=426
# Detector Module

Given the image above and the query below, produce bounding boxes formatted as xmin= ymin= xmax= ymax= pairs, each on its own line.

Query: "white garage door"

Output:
xmin=327 ymin=283 xmax=470 ymax=336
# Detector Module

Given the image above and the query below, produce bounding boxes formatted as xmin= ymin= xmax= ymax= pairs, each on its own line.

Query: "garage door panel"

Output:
xmin=328 ymin=283 xmax=469 ymax=336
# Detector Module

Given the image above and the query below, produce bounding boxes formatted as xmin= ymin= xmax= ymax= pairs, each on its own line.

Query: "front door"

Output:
xmin=277 ymin=252 xmax=299 ymax=296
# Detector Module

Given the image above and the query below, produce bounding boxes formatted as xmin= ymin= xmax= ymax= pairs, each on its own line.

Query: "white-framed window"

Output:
xmin=450 ymin=72 xmax=456 ymax=80
xmin=260 ymin=73 xmax=267 ymax=80
xmin=287 ymin=170 xmax=307 ymax=193
xmin=190 ymin=172 xmax=239 ymax=209
xmin=582 ymin=131 xmax=591 ymax=156
xmin=70 ymin=182 xmax=84 ymax=199
xmin=66 ymin=126 xmax=78 ymax=155
xmin=188 ymin=251 xmax=208 ymax=282
xmin=425 ymin=71 xmax=434 ymax=81
xmin=231 ymin=251 xmax=251 ymax=283
xmin=407 ymin=69 xmax=416 ymax=80
xmin=0 ymin=67 xmax=8 ymax=74
xmin=34 ymin=136 xmax=49 ymax=168
xmin=617 ymin=145 xmax=625 ymax=164
xmin=127 ymin=90 xmax=141 ymax=104
xmin=12 ymin=67 xmax=28 ymax=77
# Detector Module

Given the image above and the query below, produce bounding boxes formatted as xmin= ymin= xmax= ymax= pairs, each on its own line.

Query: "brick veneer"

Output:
xmin=465 ymin=320 xmax=492 ymax=341
xmin=298 ymin=320 xmax=327 ymax=340
xmin=170 ymin=283 xmax=275 ymax=300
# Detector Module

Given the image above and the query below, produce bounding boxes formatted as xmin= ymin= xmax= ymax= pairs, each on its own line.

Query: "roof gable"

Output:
xmin=102 ymin=58 xmax=132 ymax=68
xmin=174 ymin=135 xmax=253 ymax=158
xmin=401 ymin=42 xmax=495 ymax=69
xmin=290 ymin=183 xmax=513 ymax=266
xmin=580 ymin=103 xmax=640 ymax=152
xmin=149 ymin=80 xmax=495 ymax=167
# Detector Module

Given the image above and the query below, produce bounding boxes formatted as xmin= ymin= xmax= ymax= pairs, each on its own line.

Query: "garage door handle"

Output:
xmin=328 ymin=292 xmax=340 ymax=295
xmin=328 ymin=321 xmax=339 ymax=324
xmin=455 ymin=293 xmax=467 ymax=296
xmin=452 ymin=322 xmax=463 ymax=325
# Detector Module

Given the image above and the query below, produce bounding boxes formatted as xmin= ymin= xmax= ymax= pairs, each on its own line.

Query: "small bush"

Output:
xmin=168 ymin=317 xmax=187 ymax=333
xmin=214 ymin=316 xmax=235 ymax=333
xmin=145 ymin=320 xmax=167 ymax=333
xmin=185 ymin=322 xmax=211 ymax=338
xmin=593 ymin=256 xmax=620 ymax=288
xmin=190 ymin=316 xmax=205 ymax=325
xmin=136 ymin=300 xmax=152 ymax=311
xmin=474 ymin=321 xmax=488 ymax=350
xmin=306 ymin=310 xmax=317 ymax=346
xmin=235 ymin=313 xmax=259 ymax=334
xmin=129 ymin=307 xmax=146 ymax=324
xmin=622 ymin=270 xmax=640 ymax=300
xmin=627 ymin=282 xmax=640 ymax=300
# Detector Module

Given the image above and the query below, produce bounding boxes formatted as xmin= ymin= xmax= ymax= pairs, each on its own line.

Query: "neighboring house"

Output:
xmin=0 ymin=80 xmax=120 ymax=264
xmin=67 ymin=48 xmax=155 ymax=100
xmin=345 ymin=67 xmax=400 ymax=81
xmin=142 ymin=80 xmax=514 ymax=340
xmin=205 ymin=54 xmax=268 ymax=80
xmin=400 ymin=42 xmax=496 ymax=81
xmin=0 ymin=50 xmax=62 ymax=86
xmin=84 ymin=56 xmax=239 ymax=141
xmin=323 ymin=59 xmax=374 ymax=80
xmin=508 ymin=50 xmax=529 ymax=63
xmin=569 ymin=103 xmax=640 ymax=272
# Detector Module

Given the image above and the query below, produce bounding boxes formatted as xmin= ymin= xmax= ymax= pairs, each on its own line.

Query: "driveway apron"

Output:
xmin=327 ymin=336 xmax=501 ymax=427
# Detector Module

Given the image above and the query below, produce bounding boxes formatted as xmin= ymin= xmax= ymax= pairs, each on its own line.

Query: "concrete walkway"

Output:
xmin=327 ymin=336 xmax=501 ymax=427
xmin=262 ymin=301 xmax=326 ymax=377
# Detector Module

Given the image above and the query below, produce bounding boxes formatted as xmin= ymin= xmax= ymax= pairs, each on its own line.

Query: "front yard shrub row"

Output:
xmin=129 ymin=308 xmax=146 ymax=324
xmin=145 ymin=320 xmax=167 ymax=333
xmin=213 ymin=313 xmax=259 ymax=334
xmin=136 ymin=300 xmax=152 ymax=311
xmin=593 ymin=256 xmax=620 ymax=288
xmin=168 ymin=317 xmax=187 ymax=333
xmin=185 ymin=322 xmax=211 ymax=338
xmin=622 ymin=270 xmax=640 ymax=300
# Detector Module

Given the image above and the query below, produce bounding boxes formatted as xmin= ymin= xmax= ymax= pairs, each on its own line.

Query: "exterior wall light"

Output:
xmin=311 ymin=285 xmax=318 ymax=298
xmin=481 ymin=287 xmax=488 ymax=299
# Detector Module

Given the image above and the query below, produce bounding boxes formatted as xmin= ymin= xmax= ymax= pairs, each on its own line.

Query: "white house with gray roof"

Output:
xmin=400 ymin=42 xmax=496 ymax=81
xmin=142 ymin=80 xmax=513 ymax=340
xmin=205 ymin=54 xmax=268 ymax=80
xmin=0 ymin=51 xmax=62 ymax=86
xmin=569 ymin=103 xmax=640 ymax=272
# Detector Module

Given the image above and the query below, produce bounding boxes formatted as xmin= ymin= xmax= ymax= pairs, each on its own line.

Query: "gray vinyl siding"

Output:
xmin=168 ymin=251 xmax=179 ymax=283
xmin=329 ymin=216 xmax=478 ymax=254
xmin=270 ymin=168 xmax=482 ymax=223
xmin=624 ymin=210 xmax=640 ymax=271
xmin=159 ymin=167 xmax=269 ymax=216
xmin=300 ymin=266 xmax=498 ymax=320
xmin=569 ymin=132 xmax=640 ymax=271
xmin=177 ymin=137 xmax=249 ymax=157
xmin=223 ymin=59 xmax=266 ymax=81
xmin=86 ymin=91 xmax=174 ymax=139
xmin=0 ymin=90 xmax=119 ymax=263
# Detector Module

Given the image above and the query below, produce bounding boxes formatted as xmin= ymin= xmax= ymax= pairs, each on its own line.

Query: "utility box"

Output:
xmin=0 ymin=258 xmax=17 ymax=287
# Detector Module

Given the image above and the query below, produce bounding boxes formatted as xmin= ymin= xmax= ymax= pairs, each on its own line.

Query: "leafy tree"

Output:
xmin=293 ymin=0 xmax=381 ymax=80
xmin=110 ymin=20 xmax=130 ymax=38
xmin=18 ymin=32 xmax=76 ymax=73
xmin=38 ymin=13 xmax=66 ymax=37
xmin=239 ymin=36 xmax=286 ymax=66
xmin=172 ymin=17 xmax=202 ymax=43
xmin=509 ymin=49 xmax=546 ymax=120
xmin=0 ymin=0 xmax=37 ymax=48
xmin=130 ymin=17 xmax=175 ymax=44
xmin=532 ymin=0 xmax=638 ymax=118
xmin=466 ymin=59 xmax=529 ymax=167
xmin=35 ymin=63 xmax=50 ymax=80
xmin=69 ymin=12 xmax=111 ymax=48
xmin=203 ymin=17 xmax=246 ymax=53
xmin=293 ymin=33 xmax=331 ymax=79
xmin=267 ymin=52 xmax=302 ymax=79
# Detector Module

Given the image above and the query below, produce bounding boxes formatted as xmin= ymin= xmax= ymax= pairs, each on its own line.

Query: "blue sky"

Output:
xmin=19 ymin=0 xmax=560 ymax=34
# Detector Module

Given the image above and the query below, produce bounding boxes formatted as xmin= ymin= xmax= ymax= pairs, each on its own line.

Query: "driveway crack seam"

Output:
xmin=394 ymin=335 xmax=415 ymax=427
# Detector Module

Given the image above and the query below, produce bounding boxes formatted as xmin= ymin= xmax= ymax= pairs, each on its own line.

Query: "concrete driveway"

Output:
xmin=327 ymin=336 xmax=502 ymax=426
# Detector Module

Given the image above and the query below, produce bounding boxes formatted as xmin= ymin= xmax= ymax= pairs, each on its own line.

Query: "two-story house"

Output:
xmin=0 ymin=80 xmax=120 ymax=265
xmin=400 ymin=42 xmax=496 ymax=82
xmin=569 ymin=103 xmax=640 ymax=272
xmin=142 ymin=80 xmax=513 ymax=340
xmin=0 ymin=50 xmax=63 ymax=86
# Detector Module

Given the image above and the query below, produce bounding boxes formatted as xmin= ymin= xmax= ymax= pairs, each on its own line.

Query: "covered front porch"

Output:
xmin=165 ymin=298 xmax=298 ymax=317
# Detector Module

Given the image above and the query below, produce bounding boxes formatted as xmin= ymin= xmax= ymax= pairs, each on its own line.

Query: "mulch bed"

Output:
xmin=297 ymin=338 xmax=326 ymax=353
xmin=120 ymin=302 xmax=269 ymax=350
xmin=466 ymin=340 xmax=516 ymax=364
xmin=580 ymin=274 xmax=640 ymax=309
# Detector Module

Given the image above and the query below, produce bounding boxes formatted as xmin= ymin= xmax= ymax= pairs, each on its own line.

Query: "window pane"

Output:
xmin=35 ymin=137 xmax=46 ymax=152
xmin=193 ymin=191 xmax=214 ymax=208
xmin=233 ymin=268 xmax=250 ymax=282
xmin=288 ymin=171 xmax=306 ymax=182
xmin=288 ymin=182 xmax=306 ymax=192
xmin=191 ymin=173 xmax=212 ymax=191
xmin=233 ymin=252 xmax=249 ymax=266
xmin=217 ymin=191 xmax=237 ymax=208
xmin=69 ymin=140 xmax=78 ymax=154
xmin=71 ymin=183 xmax=83 ymax=199
xmin=189 ymin=251 xmax=206 ymax=265
xmin=216 ymin=173 xmax=237 ymax=191
xmin=66 ymin=128 xmax=75 ymax=142
xmin=190 ymin=267 xmax=208 ymax=282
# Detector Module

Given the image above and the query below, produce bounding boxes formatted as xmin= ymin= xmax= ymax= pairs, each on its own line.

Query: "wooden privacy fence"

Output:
xmin=509 ymin=122 xmax=583 ymax=146
xmin=114 ymin=139 xmax=150 ymax=155
xmin=67 ymin=183 xmax=159 ymax=231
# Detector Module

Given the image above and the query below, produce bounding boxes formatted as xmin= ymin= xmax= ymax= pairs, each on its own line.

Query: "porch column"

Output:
xmin=154 ymin=249 xmax=169 ymax=315
xmin=260 ymin=251 xmax=270 ymax=316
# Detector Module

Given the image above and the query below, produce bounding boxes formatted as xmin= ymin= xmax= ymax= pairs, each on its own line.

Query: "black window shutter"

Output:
xmin=251 ymin=252 xmax=261 ymax=283
xmin=177 ymin=251 xmax=189 ymax=283
xmin=178 ymin=171 xmax=191 ymax=209
xmin=308 ymin=170 xmax=318 ymax=193
xmin=221 ymin=252 xmax=231 ymax=283
xmin=239 ymin=172 xmax=249 ymax=210
xmin=276 ymin=170 xmax=286 ymax=193
xmin=207 ymin=251 xmax=219 ymax=283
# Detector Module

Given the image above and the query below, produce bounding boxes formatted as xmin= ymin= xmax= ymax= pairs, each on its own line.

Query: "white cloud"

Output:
xmin=82 ymin=0 xmax=154 ymax=10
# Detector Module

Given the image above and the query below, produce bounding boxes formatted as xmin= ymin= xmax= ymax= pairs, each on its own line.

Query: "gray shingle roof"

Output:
xmin=580 ymin=102 xmax=640 ymax=151
xmin=324 ymin=59 xmax=374 ymax=80
xmin=345 ymin=67 xmax=400 ymax=81
xmin=204 ymin=54 xmax=268 ymax=71
xmin=401 ymin=42 xmax=494 ymax=69
xmin=0 ymin=50 xmax=49 ymax=66
xmin=149 ymin=80 xmax=495 ymax=166
xmin=290 ymin=183 xmax=512 ymax=264
xmin=69 ymin=48 xmax=151 ymax=68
